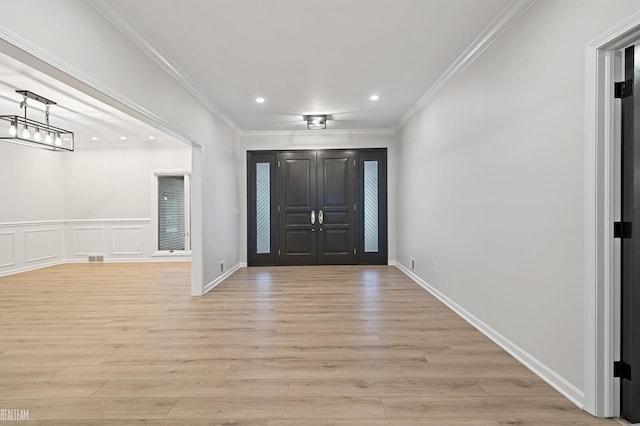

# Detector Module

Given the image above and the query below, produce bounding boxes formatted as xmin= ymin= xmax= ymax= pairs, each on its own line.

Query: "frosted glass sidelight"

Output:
xmin=256 ymin=163 xmax=271 ymax=254
xmin=364 ymin=161 xmax=379 ymax=252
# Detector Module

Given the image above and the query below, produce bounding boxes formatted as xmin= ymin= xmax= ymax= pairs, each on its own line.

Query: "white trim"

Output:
xmin=0 ymin=220 xmax=66 ymax=228
xmin=203 ymin=262 xmax=245 ymax=295
xmin=190 ymin=146 xmax=204 ymax=296
xmin=387 ymin=259 xmax=398 ymax=266
xmin=0 ymin=258 xmax=189 ymax=277
xmin=0 ymin=219 xmax=151 ymax=228
xmin=86 ymin=0 xmax=242 ymax=135
xmin=0 ymin=232 xmax=15 ymax=268
xmin=397 ymin=0 xmax=536 ymax=128
xmin=584 ymin=10 xmax=640 ymax=417
xmin=65 ymin=258 xmax=191 ymax=264
xmin=0 ymin=259 xmax=66 ymax=278
xmin=241 ymin=128 xmax=397 ymax=137
xmin=394 ymin=261 xmax=585 ymax=408
xmin=65 ymin=218 xmax=151 ymax=224
xmin=151 ymin=251 xmax=192 ymax=258
xmin=24 ymin=254 xmax=58 ymax=263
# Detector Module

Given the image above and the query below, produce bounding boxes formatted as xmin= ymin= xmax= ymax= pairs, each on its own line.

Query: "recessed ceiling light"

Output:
xmin=148 ymin=136 xmax=155 ymax=140
xmin=91 ymin=136 xmax=98 ymax=141
xmin=120 ymin=136 xmax=126 ymax=140
xmin=256 ymin=97 xmax=265 ymax=104
xmin=370 ymin=94 xmax=380 ymax=101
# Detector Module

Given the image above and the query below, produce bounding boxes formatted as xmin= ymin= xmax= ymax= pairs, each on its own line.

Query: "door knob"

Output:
xmin=318 ymin=210 xmax=324 ymax=225
xmin=311 ymin=210 xmax=316 ymax=225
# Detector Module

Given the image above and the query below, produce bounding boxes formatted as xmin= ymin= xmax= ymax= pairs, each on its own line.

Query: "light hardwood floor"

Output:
xmin=0 ymin=263 xmax=617 ymax=425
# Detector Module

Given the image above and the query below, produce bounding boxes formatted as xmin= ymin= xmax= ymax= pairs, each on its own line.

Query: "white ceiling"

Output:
xmin=94 ymin=0 xmax=511 ymax=132
xmin=0 ymin=51 xmax=182 ymax=148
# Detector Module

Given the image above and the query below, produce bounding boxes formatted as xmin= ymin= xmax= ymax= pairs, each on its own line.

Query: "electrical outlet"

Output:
xmin=220 ymin=260 xmax=225 ymax=273
xmin=410 ymin=257 xmax=415 ymax=271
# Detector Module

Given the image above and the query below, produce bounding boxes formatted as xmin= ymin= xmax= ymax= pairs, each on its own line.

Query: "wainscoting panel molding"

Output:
xmin=0 ymin=218 xmax=189 ymax=277
xmin=25 ymin=228 xmax=59 ymax=263
xmin=0 ymin=232 xmax=15 ymax=268
xmin=73 ymin=227 xmax=105 ymax=256
xmin=112 ymin=226 xmax=144 ymax=255
xmin=0 ymin=222 xmax=66 ymax=277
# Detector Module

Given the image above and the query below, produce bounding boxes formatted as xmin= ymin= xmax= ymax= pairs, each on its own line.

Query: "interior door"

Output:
xmin=619 ymin=44 xmax=640 ymax=423
xmin=316 ymin=151 xmax=356 ymax=264
xmin=278 ymin=151 xmax=317 ymax=265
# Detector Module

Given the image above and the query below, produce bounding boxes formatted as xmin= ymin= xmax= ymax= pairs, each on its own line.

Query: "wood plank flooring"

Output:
xmin=0 ymin=263 xmax=617 ymax=425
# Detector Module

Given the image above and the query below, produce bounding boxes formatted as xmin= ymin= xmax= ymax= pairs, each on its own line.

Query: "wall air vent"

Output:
xmin=88 ymin=254 xmax=104 ymax=263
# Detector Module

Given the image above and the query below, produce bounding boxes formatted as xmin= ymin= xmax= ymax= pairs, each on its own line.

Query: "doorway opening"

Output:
xmin=247 ymin=149 xmax=387 ymax=266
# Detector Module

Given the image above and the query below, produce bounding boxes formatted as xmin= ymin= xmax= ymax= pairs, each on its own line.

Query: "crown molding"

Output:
xmin=240 ymin=128 xmax=397 ymax=137
xmin=87 ymin=0 xmax=242 ymax=135
xmin=1 ymin=0 xmax=535 ymax=137
xmin=0 ymin=25 xmax=202 ymax=147
xmin=587 ymin=8 xmax=640 ymax=49
xmin=397 ymin=0 xmax=536 ymax=129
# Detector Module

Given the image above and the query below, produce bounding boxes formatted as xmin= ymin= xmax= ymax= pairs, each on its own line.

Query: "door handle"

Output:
xmin=311 ymin=210 xmax=316 ymax=225
xmin=318 ymin=210 xmax=324 ymax=225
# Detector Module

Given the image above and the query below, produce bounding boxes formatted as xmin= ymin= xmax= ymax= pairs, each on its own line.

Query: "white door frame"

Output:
xmin=584 ymin=10 xmax=640 ymax=417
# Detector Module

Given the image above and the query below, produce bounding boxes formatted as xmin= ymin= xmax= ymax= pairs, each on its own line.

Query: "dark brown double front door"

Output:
xmin=247 ymin=149 xmax=387 ymax=266
xmin=279 ymin=150 xmax=356 ymax=265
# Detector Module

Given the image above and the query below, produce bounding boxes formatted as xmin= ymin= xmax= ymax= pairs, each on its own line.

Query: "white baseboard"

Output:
xmin=203 ymin=262 xmax=244 ymax=294
xmin=65 ymin=257 xmax=191 ymax=264
xmin=0 ymin=259 xmax=66 ymax=278
xmin=394 ymin=261 xmax=585 ymax=409
xmin=388 ymin=259 xmax=398 ymax=266
xmin=0 ymin=258 xmax=192 ymax=278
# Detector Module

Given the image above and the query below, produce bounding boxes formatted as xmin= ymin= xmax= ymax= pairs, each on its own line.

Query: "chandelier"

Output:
xmin=0 ymin=90 xmax=74 ymax=151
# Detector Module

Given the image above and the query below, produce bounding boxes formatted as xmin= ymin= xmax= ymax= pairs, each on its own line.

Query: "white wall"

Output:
xmin=202 ymin=122 xmax=242 ymax=290
xmin=0 ymin=143 xmax=67 ymax=275
xmin=0 ymin=142 xmax=66 ymax=223
xmin=397 ymin=0 xmax=640 ymax=404
xmin=0 ymin=0 xmax=241 ymax=293
xmin=65 ymin=140 xmax=190 ymax=219
xmin=238 ymin=131 xmax=397 ymax=264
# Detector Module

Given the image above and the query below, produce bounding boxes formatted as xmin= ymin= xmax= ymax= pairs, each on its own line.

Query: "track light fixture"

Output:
xmin=304 ymin=114 xmax=327 ymax=130
xmin=0 ymin=90 xmax=74 ymax=151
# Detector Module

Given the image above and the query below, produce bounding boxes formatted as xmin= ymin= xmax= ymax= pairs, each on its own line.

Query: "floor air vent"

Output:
xmin=88 ymin=255 xmax=104 ymax=263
